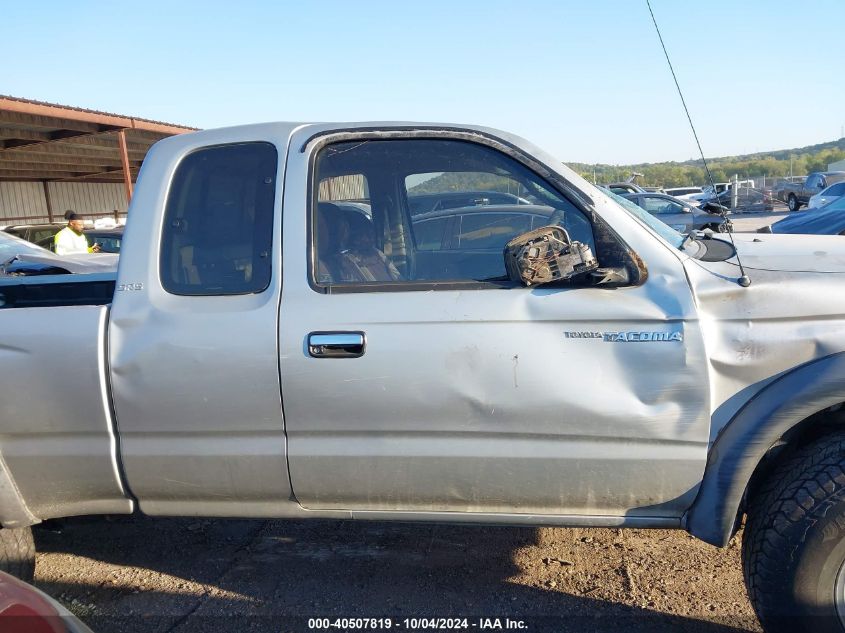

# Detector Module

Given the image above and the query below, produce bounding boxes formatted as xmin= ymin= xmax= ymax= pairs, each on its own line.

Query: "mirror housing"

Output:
xmin=504 ymin=225 xmax=598 ymax=287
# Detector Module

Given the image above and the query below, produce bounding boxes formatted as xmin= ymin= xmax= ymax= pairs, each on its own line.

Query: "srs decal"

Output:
xmin=564 ymin=331 xmax=683 ymax=342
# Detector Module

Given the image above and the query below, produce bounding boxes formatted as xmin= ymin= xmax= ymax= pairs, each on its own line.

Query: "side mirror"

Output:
xmin=504 ymin=225 xmax=598 ymax=287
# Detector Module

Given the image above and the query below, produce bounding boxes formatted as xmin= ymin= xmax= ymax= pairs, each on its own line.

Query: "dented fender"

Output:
xmin=686 ymin=351 xmax=845 ymax=546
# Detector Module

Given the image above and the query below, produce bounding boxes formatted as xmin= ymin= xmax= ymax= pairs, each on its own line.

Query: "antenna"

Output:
xmin=645 ymin=0 xmax=751 ymax=287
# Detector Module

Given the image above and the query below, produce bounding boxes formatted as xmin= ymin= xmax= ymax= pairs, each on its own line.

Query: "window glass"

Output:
xmin=456 ymin=213 xmax=533 ymax=250
xmin=642 ymin=196 xmax=683 ymax=214
xmin=312 ymin=138 xmax=595 ymax=286
xmin=160 ymin=142 xmax=277 ymax=296
xmin=413 ymin=217 xmax=448 ymax=251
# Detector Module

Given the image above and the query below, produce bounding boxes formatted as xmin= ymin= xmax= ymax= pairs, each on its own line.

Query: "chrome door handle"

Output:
xmin=308 ymin=332 xmax=366 ymax=358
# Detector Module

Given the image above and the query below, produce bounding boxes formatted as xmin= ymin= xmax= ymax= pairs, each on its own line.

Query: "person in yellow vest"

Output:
xmin=54 ymin=213 xmax=100 ymax=256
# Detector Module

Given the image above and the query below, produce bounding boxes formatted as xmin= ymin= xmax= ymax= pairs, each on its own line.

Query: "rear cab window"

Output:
xmin=160 ymin=142 xmax=277 ymax=296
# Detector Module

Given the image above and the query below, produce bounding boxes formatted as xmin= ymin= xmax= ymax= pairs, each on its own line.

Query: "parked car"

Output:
xmin=407 ymin=191 xmax=531 ymax=216
xmin=0 ymin=569 xmax=95 ymax=632
xmin=808 ymin=181 xmax=845 ymax=209
xmin=781 ymin=171 xmax=845 ymax=211
xmin=622 ymin=192 xmax=730 ymax=232
xmin=600 ymin=182 xmax=646 ymax=195
xmin=664 ymin=186 xmax=703 ymax=201
xmin=689 ymin=181 xmax=757 ymax=204
xmin=411 ymin=203 xmax=595 ymax=267
xmin=699 ymin=187 xmax=774 ymax=213
xmin=84 ymin=227 xmax=123 ymax=254
xmin=0 ymin=230 xmax=117 ymax=277
xmin=761 ymin=196 xmax=845 ymax=235
xmin=773 ymin=176 xmax=806 ymax=203
xmin=5 ymin=121 xmax=845 ymax=629
xmin=2 ymin=223 xmax=64 ymax=247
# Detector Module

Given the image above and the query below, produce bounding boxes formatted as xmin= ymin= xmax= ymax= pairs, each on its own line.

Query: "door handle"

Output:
xmin=308 ymin=332 xmax=366 ymax=358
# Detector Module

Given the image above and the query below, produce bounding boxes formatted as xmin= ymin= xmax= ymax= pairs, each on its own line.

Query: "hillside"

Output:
xmin=567 ymin=138 xmax=845 ymax=188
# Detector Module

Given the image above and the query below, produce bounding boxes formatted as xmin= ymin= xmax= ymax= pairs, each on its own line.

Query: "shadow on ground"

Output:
xmin=33 ymin=516 xmax=760 ymax=633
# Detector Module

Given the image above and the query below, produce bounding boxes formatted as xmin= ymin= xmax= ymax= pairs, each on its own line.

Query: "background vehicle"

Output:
xmin=84 ymin=228 xmax=123 ymax=254
xmin=411 ymin=203 xmax=594 ymax=263
xmin=808 ymin=181 xmax=845 ymax=209
xmin=3 ymin=122 xmax=845 ymax=631
xmin=2 ymin=223 xmax=64 ymax=247
xmin=761 ymin=196 xmax=845 ymax=235
xmin=0 ymin=570 xmax=95 ymax=632
xmin=773 ymin=176 xmax=806 ymax=203
xmin=664 ymin=186 xmax=703 ymax=201
xmin=781 ymin=171 xmax=845 ymax=211
xmin=407 ymin=191 xmax=531 ymax=216
xmin=0 ymin=230 xmax=117 ymax=277
xmin=621 ymin=192 xmax=730 ymax=232
xmin=600 ymin=182 xmax=645 ymax=194
xmin=699 ymin=186 xmax=774 ymax=213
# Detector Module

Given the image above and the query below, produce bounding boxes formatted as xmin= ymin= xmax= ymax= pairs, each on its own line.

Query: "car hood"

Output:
xmin=723 ymin=233 xmax=845 ymax=273
xmin=4 ymin=252 xmax=118 ymax=274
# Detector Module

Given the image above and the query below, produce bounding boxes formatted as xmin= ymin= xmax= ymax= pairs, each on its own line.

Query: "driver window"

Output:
xmin=311 ymin=138 xmax=597 ymax=287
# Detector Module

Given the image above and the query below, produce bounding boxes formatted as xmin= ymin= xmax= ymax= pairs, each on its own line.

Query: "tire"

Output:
xmin=743 ymin=431 xmax=845 ymax=632
xmin=788 ymin=194 xmax=801 ymax=212
xmin=0 ymin=527 xmax=35 ymax=582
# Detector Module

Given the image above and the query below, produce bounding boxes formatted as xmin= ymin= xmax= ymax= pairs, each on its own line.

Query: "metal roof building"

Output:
xmin=0 ymin=95 xmax=195 ymax=224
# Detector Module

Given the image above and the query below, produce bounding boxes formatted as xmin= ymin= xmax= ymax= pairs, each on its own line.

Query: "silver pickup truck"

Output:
xmin=2 ymin=122 xmax=845 ymax=631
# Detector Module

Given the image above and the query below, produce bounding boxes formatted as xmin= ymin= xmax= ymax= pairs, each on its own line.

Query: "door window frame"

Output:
xmin=302 ymin=128 xmax=644 ymax=294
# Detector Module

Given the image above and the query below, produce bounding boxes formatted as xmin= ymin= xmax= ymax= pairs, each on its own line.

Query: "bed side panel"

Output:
xmin=0 ymin=305 xmax=131 ymax=520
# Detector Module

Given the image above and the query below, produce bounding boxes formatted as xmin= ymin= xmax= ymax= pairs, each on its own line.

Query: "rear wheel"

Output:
xmin=743 ymin=431 xmax=845 ymax=632
xmin=788 ymin=194 xmax=801 ymax=211
xmin=0 ymin=527 xmax=35 ymax=582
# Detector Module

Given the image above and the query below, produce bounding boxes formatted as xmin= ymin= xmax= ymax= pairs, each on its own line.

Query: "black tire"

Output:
xmin=788 ymin=194 xmax=801 ymax=211
xmin=0 ymin=527 xmax=35 ymax=582
xmin=743 ymin=431 xmax=845 ymax=632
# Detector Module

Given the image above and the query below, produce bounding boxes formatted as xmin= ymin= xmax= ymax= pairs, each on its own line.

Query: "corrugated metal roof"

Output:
xmin=0 ymin=94 xmax=198 ymax=183
xmin=0 ymin=94 xmax=197 ymax=130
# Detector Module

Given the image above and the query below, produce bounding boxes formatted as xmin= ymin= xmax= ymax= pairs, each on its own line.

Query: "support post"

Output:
xmin=117 ymin=129 xmax=134 ymax=203
xmin=731 ymin=174 xmax=739 ymax=211
xmin=41 ymin=181 xmax=54 ymax=223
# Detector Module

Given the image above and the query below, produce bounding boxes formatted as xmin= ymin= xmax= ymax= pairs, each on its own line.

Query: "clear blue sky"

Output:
xmin=3 ymin=1 xmax=842 ymax=164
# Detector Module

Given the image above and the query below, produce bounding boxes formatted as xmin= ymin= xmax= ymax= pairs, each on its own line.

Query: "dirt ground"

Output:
xmin=33 ymin=516 xmax=762 ymax=633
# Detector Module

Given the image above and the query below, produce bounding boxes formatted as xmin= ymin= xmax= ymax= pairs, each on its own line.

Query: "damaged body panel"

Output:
xmin=681 ymin=235 xmax=845 ymax=545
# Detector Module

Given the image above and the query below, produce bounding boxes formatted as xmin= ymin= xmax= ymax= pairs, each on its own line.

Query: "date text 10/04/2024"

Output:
xmin=307 ymin=618 xmax=528 ymax=630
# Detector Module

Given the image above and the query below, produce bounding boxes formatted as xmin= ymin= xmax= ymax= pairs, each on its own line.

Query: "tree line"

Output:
xmin=569 ymin=138 xmax=845 ymax=188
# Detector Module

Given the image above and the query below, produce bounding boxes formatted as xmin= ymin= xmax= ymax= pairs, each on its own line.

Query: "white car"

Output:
xmin=664 ymin=186 xmax=703 ymax=201
xmin=808 ymin=181 xmax=845 ymax=209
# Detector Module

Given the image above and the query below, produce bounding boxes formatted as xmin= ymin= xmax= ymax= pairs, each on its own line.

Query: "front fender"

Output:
xmin=686 ymin=351 xmax=845 ymax=547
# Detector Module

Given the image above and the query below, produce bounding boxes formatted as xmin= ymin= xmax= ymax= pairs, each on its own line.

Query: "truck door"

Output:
xmin=110 ymin=138 xmax=293 ymax=516
xmin=279 ymin=132 xmax=711 ymax=520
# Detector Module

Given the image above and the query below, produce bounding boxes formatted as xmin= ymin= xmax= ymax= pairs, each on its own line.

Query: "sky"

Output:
xmin=3 ymin=0 xmax=843 ymax=165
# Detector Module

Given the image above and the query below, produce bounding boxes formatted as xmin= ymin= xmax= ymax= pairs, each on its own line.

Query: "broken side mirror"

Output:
xmin=504 ymin=225 xmax=598 ymax=287
xmin=588 ymin=267 xmax=630 ymax=287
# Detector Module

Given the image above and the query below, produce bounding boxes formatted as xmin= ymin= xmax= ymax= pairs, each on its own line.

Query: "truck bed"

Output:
xmin=0 ymin=273 xmax=116 ymax=309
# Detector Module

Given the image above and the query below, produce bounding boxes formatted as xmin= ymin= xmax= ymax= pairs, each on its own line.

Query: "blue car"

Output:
xmin=764 ymin=196 xmax=845 ymax=235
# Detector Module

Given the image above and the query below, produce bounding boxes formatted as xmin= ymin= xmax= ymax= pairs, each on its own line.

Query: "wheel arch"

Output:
xmin=686 ymin=351 xmax=845 ymax=547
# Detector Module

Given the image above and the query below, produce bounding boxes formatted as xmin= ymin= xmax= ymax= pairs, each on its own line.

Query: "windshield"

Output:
xmin=601 ymin=189 xmax=687 ymax=249
xmin=0 ymin=230 xmax=53 ymax=262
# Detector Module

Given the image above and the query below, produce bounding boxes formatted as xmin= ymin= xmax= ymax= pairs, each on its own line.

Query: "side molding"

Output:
xmin=687 ymin=351 xmax=845 ymax=547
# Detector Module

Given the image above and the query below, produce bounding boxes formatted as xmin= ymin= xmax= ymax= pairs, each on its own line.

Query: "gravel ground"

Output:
xmin=33 ymin=516 xmax=762 ymax=633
